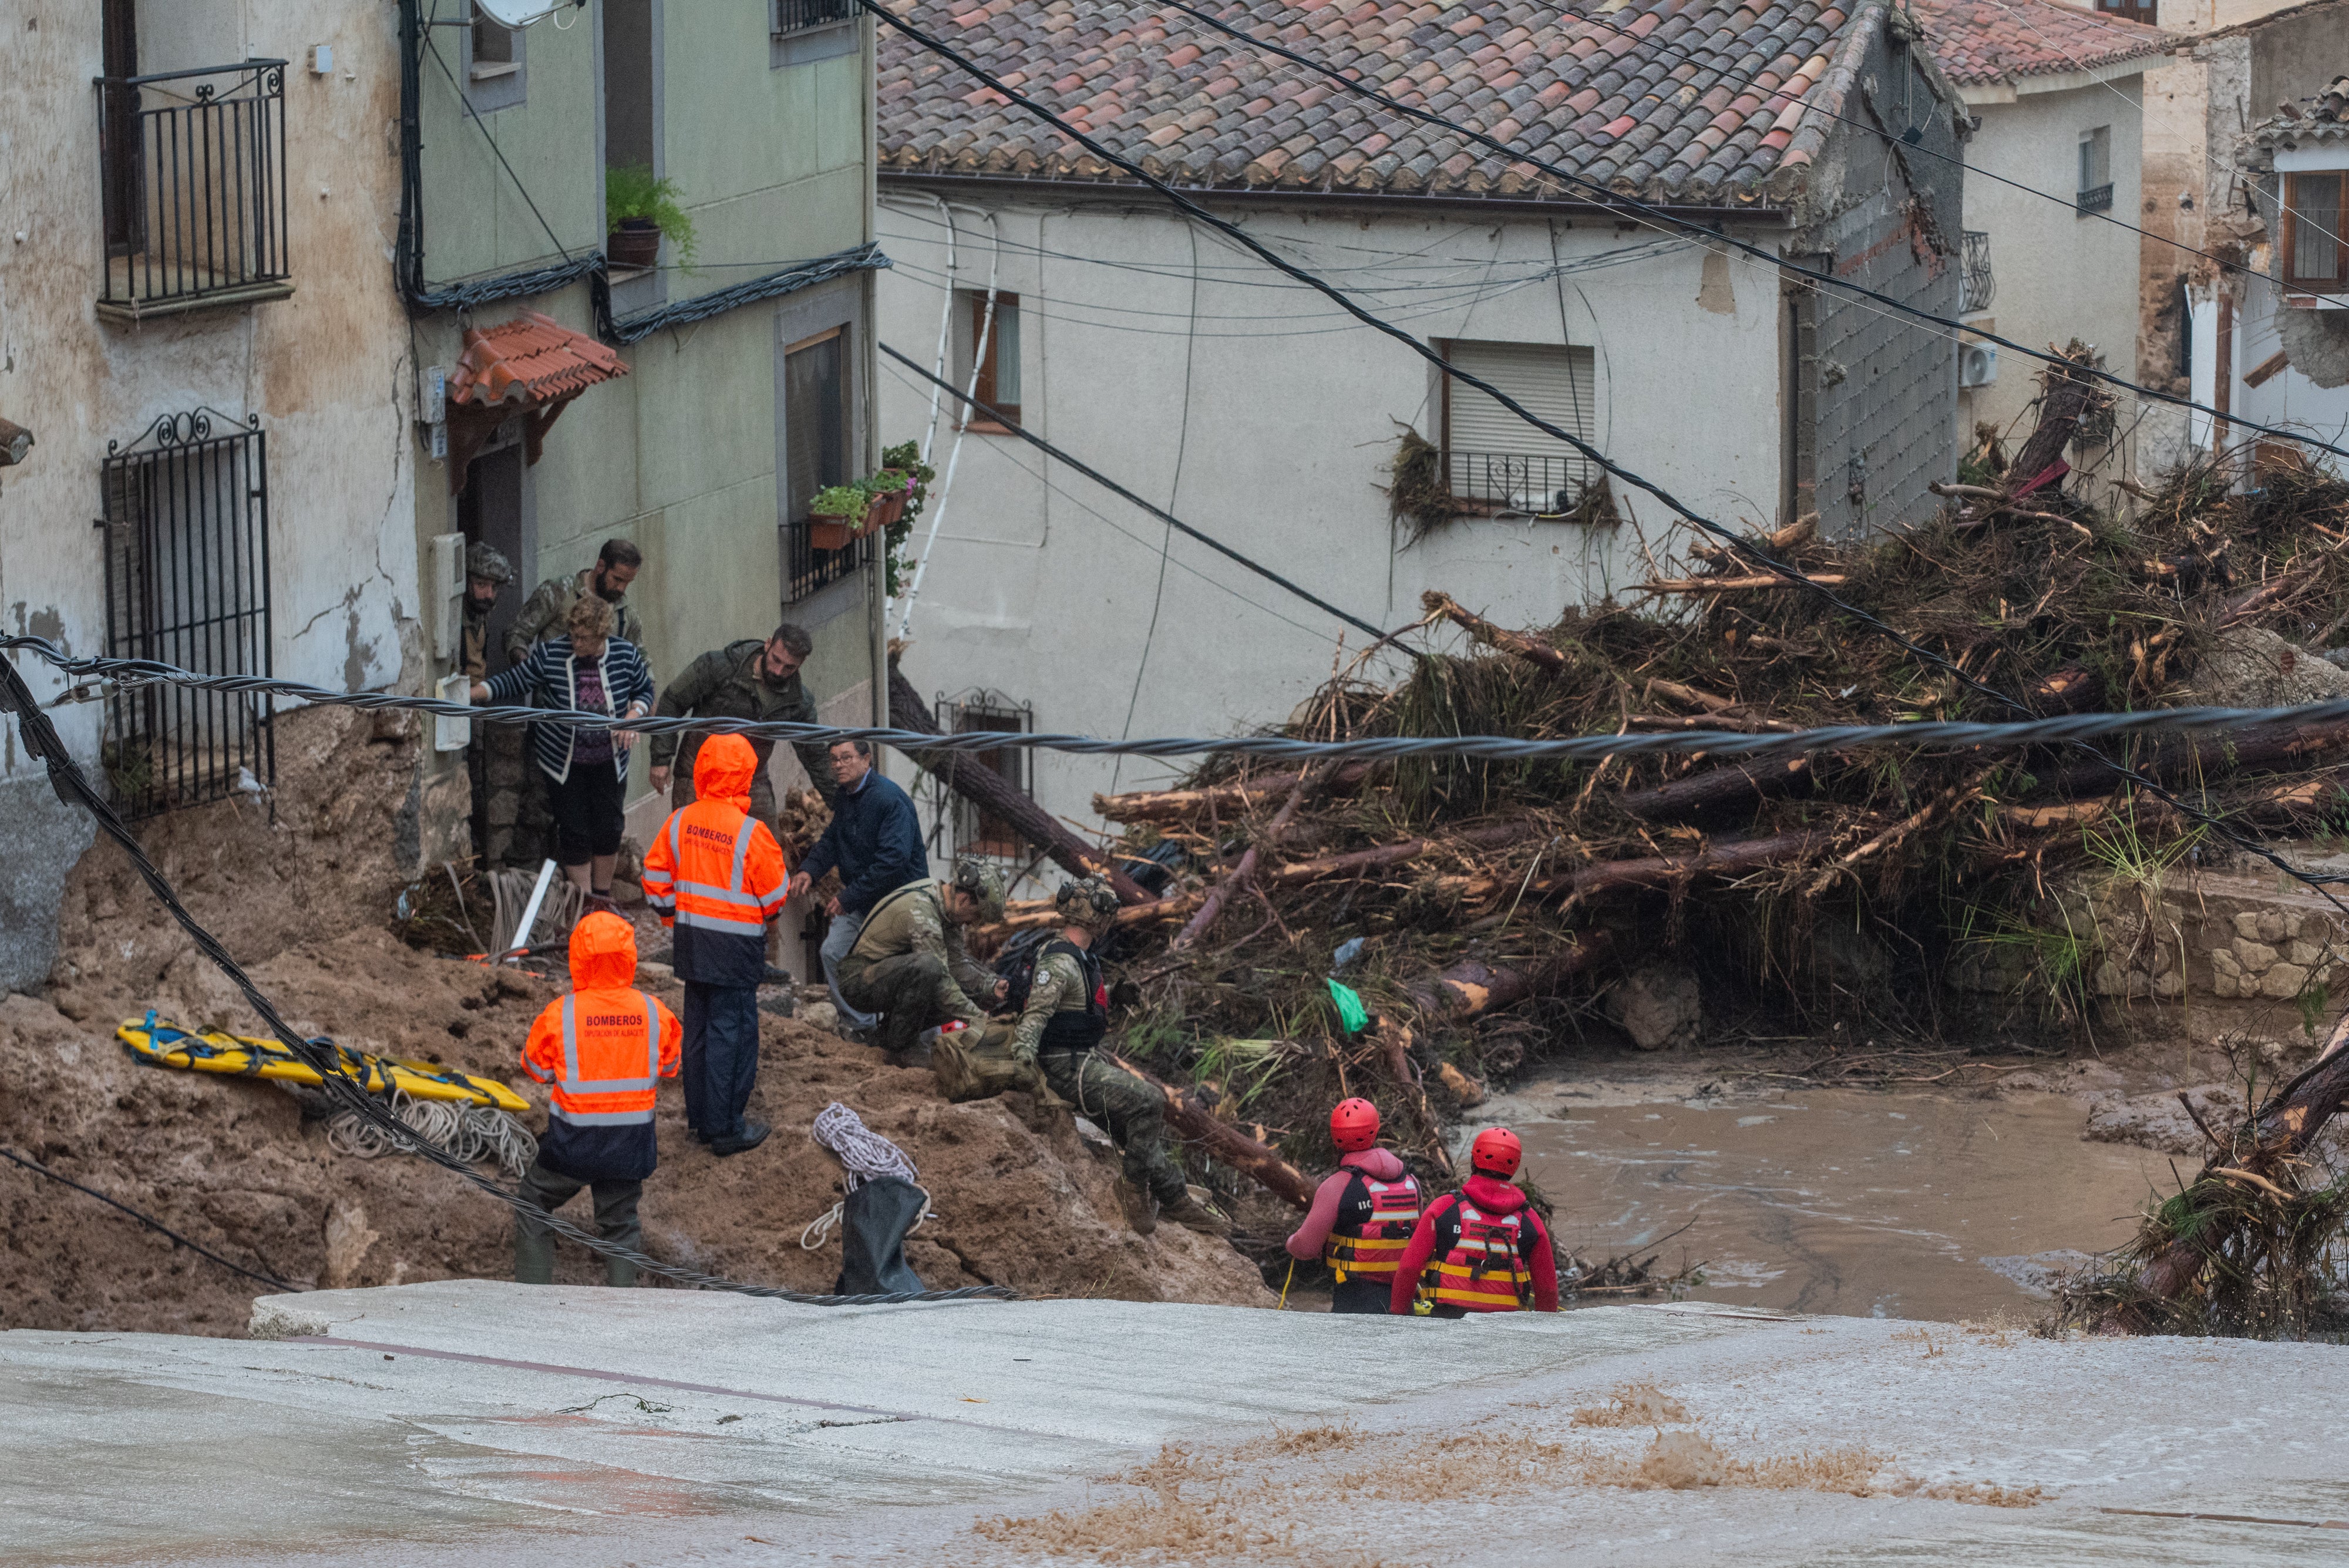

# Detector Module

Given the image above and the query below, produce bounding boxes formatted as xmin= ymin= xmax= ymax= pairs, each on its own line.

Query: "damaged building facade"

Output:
xmin=872 ymin=0 xmax=1963 ymax=866
xmin=0 ymin=2 xmax=418 ymax=990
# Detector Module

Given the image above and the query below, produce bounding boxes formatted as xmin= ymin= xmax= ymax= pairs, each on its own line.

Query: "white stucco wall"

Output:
xmin=873 ymin=194 xmax=1788 ymax=843
xmin=1960 ymin=74 xmax=2146 ymax=486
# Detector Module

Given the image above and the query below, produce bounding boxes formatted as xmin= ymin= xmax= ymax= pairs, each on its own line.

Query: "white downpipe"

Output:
xmin=895 ymin=206 xmax=1001 ymax=643
xmin=920 ymin=193 xmax=960 ymax=463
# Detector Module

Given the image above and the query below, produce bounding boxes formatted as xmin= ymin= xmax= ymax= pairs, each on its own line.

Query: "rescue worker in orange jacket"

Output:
xmin=640 ymin=733 xmax=789 ymax=1156
xmin=1285 ymin=1099 xmax=1425 ymax=1314
xmin=515 ymin=910 xmax=683 ymax=1287
xmin=1389 ymin=1126 xmax=1560 ymax=1317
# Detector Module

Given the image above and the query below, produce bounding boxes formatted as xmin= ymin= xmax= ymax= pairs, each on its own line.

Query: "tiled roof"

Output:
xmin=1911 ymin=0 xmax=2168 ymax=88
xmin=449 ymin=311 xmax=630 ymax=408
xmin=876 ymin=1 xmax=1891 ymax=208
xmin=2248 ymin=74 xmax=2349 ymax=154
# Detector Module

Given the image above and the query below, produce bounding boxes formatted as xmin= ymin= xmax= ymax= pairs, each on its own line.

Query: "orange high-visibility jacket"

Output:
xmin=641 ymin=733 xmax=789 ymax=986
xmin=523 ymin=911 xmax=682 ymax=1181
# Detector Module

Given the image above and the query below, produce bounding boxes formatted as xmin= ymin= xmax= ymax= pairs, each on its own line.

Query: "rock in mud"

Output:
xmin=1606 ymin=963 xmax=1704 ymax=1051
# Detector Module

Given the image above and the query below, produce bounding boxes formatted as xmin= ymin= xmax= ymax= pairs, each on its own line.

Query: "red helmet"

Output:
xmin=1470 ymin=1126 xmax=1523 ymax=1178
xmin=1329 ymin=1098 xmax=1381 ymax=1152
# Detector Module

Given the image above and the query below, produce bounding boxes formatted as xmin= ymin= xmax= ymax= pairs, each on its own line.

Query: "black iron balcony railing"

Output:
xmin=1961 ymin=230 xmax=1995 ymax=314
xmin=2077 ymin=183 xmax=2114 ymax=216
xmin=96 ymin=59 xmax=292 ymax=324
xmin=783 ymin=517 xmax=874 ymax=603
xmin=1445 ymin=450 xmax=1595 ymax=514
xmin=775 ymin=0 xmax=855 ymax=32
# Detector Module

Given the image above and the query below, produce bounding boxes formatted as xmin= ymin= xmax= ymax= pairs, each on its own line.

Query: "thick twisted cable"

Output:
xmin=0 ymin=658 xmax=1011 ymax=1307
xmin=18 ymin=634 xmax=2349 ymax=764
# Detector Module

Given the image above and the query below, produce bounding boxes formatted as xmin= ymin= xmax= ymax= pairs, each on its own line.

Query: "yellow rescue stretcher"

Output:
xmin=117 ymin=1011 xmax=529 ymax=1113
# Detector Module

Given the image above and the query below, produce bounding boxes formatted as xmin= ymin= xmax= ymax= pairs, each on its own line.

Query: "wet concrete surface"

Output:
xmin=1518 ymin=1088 xmax=2172 ymax=1319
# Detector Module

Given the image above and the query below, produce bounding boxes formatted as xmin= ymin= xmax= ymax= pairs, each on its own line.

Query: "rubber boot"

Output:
xmin=605 ymin=1254 xmax=639 ymax=1288
xmin=1159 ymin=1190 xmax=1232 ymax=1237
xmin=1114 ymin=1176 xmax=1156 ymax=1236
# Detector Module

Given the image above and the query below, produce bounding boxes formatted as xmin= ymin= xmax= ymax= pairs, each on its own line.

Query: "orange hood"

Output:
xmin=568 ymin=909 xmax=640 ymax=990
xmin=692 ymin=732 xmax=759 ymax=811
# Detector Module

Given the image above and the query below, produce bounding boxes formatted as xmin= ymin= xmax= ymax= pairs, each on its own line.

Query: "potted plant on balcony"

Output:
xmin=605 ymin=164 xmax=698 ymax=272
xmin=862 ymin=469 xmax=912 ymax=533
xmin=807 ymin=484 xmax=870 ymax=551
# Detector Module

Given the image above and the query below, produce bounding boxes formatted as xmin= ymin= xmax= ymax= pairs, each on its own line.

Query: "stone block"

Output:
xmin=2153 ymin=971 xmax=2185 ymax=999
xmin=2091 ymin=960 xmax=2127 ymax=997
xmin=2290 ymin=940 xmax=2323 ymax=969
xmin=2213 ymin=972 xmax=2240 ymax=998
xmin=2262 ymin=962 xmax=2311 ymax=1000
xmin=2287 ymin=913 xmax=2307 ymax=940
xmin=2236 ymin=940 xmax=2279 ymax=974
xmin=2210 ymin=948 xmax=2242 ymax=978
xmin=2259 ymin=910 xmax=2287 ymax=943
xmin=2236 ymin=911 xmax=2266 ymax=941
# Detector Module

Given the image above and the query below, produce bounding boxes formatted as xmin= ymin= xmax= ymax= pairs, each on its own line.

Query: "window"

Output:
xmin=462 ymin=3 xmax=525 ymax=110
xmin=964 ymin=292 xmax=1022 ymax=427
xmin=2095 ymin=0 xmax=2156 ymax=23
xmin=2284 ymin=173 xmax=2349 ymax=293
xmin=2077 ymin=126 xmax=2112 ymax=214
xmin=602 ymin=0 xmax=654 ymax=171
xmin=100 ymin=410 xmax=274 ymax=819
xmin=937 ymin=691 xmax=1031 ymax=859
xmin=782 ymin=325 xmax=866 ymax=600
xmin=1439 ymin=339 xmax=1597 ymax=513
xmin=772 ymin=0 xmax=860 ymax=66
xmin=773 ymin=0 xmax=854 ymax=33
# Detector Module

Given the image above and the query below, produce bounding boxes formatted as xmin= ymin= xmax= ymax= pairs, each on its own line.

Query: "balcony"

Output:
xmin=2076 ymin=183 xmax=2114 ymax=216
xmin=775 ymin=0 xmax=855 ymax=32
xmin=96 ymin=60 xmax=292 ymax=326
xmin=1445 ymin=450 xmax=1593 ymax=515
xmin=783 ymin=516 xmax=873 ymax=603
xmin=1961 ymin=230 xmax=1995 ymax=314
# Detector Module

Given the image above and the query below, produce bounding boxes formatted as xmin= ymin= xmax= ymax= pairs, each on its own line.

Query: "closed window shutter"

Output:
xmin=1443 ymin=341 xmax=1597 ymax=502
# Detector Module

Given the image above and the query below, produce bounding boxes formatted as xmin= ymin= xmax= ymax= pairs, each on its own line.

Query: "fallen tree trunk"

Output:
xmin=1639 ymin=574 xmax=1846 ymax=594
xmin=982 ymin=890 xmax=1203 ymax=938
xmin=1372 ymin=1015 xmax=1454 ymax=1176
xmin=1403 ymin=929 xmax=1617 ymax=1023
xmin=2004 ymin=344 xmax=2101 ymax=500
xmin=1617 ymin=756 xmax=1815 ymax=822
xmin=1173 ymin=768 xmax=1318 ymax=948
xmin=1103 ymin=1051 xmax=1317 ymax=1209
xmin=1264 ymin=819 xmax=1544 ymax=886
xmin=1556 ymin=830 xmax=1828 ymax=899
xmin=2034 ymin=717 xmax=2349 ymax=800
xmin=889 ymin=659 xmax=1152 ymax=904
xmin=1094 ymin=763 xmax=1372 ymax=823
xmin=1421 ymin=590 xmax=1572 ymax=675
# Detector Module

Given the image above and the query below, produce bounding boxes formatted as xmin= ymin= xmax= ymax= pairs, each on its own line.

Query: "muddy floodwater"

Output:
xmin=1516 ymin=1089 xmax=2173 ymax=1321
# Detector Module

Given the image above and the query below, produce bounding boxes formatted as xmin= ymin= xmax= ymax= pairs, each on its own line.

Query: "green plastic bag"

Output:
xmin=1325 ymin=978 xmax=1370 ymax=1035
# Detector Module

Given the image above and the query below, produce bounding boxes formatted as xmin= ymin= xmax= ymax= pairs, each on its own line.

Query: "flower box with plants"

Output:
xmin=806 ymin=467 xmax=923 ymax=550
xmin=605 ymin=165 xmax=698 ymax=273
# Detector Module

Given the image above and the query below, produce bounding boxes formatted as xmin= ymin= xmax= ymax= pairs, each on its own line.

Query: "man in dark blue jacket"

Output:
xmin=789 ymin=740 xmax=928 ymax=1036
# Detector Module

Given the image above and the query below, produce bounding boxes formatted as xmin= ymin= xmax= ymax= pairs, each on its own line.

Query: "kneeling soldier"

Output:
xmin=1011 ymin=876 xmax=1229 ymax=1238
xmin=834 ymin=860 xmax=1008 ymax=1065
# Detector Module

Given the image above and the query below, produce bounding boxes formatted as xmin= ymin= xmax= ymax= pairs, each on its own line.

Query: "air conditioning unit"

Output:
xmin=1957 ymin=341 xmax=1998 ymax=389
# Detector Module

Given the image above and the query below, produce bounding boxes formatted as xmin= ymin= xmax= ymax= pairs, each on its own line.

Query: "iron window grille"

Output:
xmin=2076 ymin=183 xmax=2115 ymax=215
xmin=99 ymin=409 xmax=275 ymax=820
xmin=933 ymin=689 xmax=1031 ymax=860
xmin=1960 ymin=230 xmax=1995 ymax=314
xmin=1444 ymin=452 xmax=1594 ymax=514
xmin=782 ymin=517 xmax=873 ymax=602
xmin=774 ymin=0 xmax=854 ymax=32
xmin=2077 ymin=126 xmax=2113 ymax=216
xmin=95 ymin=59 xmax=291 ymax=322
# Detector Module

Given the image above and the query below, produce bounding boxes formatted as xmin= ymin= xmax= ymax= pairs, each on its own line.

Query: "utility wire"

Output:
xmin=0 ymin=1146 xmax=299 ymax=1294
xmin=1129 ymin=0 xmax=2349 ymax=468
xmin=22 ymin=634 xmax=2349 ymax=769
xmin=0 ymin=656 xmax=1014 ymax=1308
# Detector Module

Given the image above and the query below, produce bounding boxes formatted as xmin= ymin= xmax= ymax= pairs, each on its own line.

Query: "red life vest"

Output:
xmin=1321 ymin=1169 xmax=1423 ymax=1283
xmin=1430 ymin=1197 xmax=1534 ymax=1312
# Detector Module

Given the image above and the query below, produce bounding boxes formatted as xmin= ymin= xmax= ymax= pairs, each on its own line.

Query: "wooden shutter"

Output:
xmin=2284 ymin=173 xmax=2349 ymax=293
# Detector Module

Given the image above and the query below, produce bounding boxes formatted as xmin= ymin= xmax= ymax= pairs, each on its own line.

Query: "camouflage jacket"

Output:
xmin=849 ymin=879 xmax=994 ymax=1025
xmin=503 ymin=568 xmax=642 ymax=665
xmin=648 ymin=639 xmax=837 ymax=803
xmin=1009 ymin=948 xmax=1088 ymax=1064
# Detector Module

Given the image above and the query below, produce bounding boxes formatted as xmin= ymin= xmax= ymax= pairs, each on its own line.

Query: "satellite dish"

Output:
xmin=473 ymin=0 xmax=564 ymax=27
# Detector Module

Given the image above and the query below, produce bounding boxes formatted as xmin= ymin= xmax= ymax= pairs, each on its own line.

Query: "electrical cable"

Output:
xmin=0 ymin=1145 xmax=299 ymax=1294
xmin=28 ymin=632 xmax=2349 ymax=770
xmin=1125 ymin=0 xmax=2349 ymax=469
xmin=906 ymin=0 xmax=2349 ymax=899
xmin=0 ymin=656 xmax=1015 ymax=1308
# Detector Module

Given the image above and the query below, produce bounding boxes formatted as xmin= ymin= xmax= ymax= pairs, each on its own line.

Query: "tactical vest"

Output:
xmin=1322 ymin=1168 xmax=1423 ymax=1283
xmin=1036 ymin=940 xmax=1108 ymax=1058
xmin=1430 ymin=1198 xmax=1534 ymax=1313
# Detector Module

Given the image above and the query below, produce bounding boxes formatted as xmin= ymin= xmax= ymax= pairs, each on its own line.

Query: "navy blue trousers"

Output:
xmin=681 ymin=982 xmax=762 ymax=1140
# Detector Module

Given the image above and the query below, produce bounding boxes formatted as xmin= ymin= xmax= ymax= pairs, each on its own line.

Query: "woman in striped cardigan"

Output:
xmin=473 ymin=593 xmax=655 ymax=906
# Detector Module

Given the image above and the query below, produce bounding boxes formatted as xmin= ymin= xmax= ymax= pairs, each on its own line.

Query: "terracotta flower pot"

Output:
xmin=807 ymin=516 xmax=856 ymax=551
xmin=607 ymin=219 xmax=661 ymax=270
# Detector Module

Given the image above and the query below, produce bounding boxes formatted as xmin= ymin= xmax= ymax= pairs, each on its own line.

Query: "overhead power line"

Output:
xmin=1140 ymin=0 xmax=2345 ymax=467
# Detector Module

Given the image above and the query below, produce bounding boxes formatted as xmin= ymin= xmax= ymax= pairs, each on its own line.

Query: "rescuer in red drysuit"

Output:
xmin=1286 ymin=1098 xmax=1425 ymax=1314
xmin=1389 ymin=1126 xmax=1560 ymax=1317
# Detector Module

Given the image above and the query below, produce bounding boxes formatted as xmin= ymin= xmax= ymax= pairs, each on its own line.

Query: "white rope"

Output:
xmin=801 ymin=1101 xmax=933 ymax=1248
xmin=326 ymin=1086 xmax=537 ymax=1179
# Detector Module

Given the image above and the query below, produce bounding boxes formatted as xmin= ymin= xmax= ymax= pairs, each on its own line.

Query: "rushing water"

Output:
xmin=1514 ymin=1088 xmax=2174 ymax=1321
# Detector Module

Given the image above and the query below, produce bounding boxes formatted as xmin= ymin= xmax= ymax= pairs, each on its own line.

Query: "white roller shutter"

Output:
xmin=1443 ymin=340 xmax=1597 ymax=508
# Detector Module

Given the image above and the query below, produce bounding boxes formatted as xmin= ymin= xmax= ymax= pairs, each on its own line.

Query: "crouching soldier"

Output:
xmin=1011 ymin=877 xmax=1229 ymax=1239
xmin=1286 ymin=1098 xmax=1423 ymax=1313
xmin=1389 ymin=1127 xmax=1559 ymax=1318
xmin=834 ymin=860 xmax=1009 ymax=1065
xmin=513 ymin=911 xmax=682 ymax=1287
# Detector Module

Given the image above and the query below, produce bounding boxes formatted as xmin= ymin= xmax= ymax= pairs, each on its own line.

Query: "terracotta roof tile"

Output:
xmin=449 ymin=311 xmax=628 ymax=409
xmin=876 ymin=0 xmax=1892 ymax=207
xmin=1912 ymin=0 xmax=2169 ymax=87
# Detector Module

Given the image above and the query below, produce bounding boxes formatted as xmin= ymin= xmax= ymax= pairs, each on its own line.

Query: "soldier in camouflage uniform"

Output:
xmin=834 ymin=861 xmax=1009 ymax=1064
xmin=648 ymin=625 xmax=839 ymax=830
xmin=503 ymin=540 xmax=644 ymax=663
xmin=1011 ymin=877 xmax=1230 ymax=1238
xmin=461 ymin=541 xmax=514 ymax=862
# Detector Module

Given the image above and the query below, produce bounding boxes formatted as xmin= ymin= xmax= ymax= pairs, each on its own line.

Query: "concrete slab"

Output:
xmin=3 ymin=1283 xmax=2344 ymax=1565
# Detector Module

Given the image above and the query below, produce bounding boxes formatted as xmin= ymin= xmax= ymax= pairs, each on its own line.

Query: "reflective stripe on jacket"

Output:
xmin=640 ymin=753 xmax=789 ymax=988
xmin=1322 ymin=1170 xmax=1424 ymax=1283
xmin=1430 ymin=1199 xmax=1534 ymax=1312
